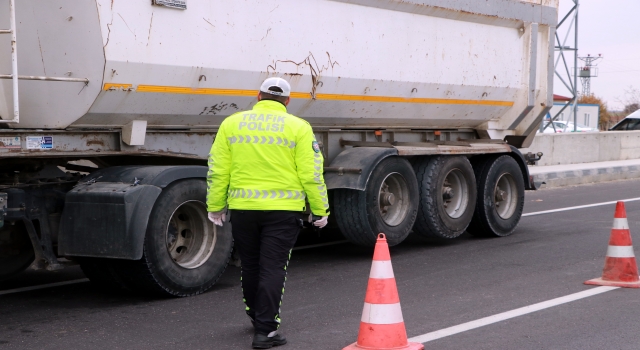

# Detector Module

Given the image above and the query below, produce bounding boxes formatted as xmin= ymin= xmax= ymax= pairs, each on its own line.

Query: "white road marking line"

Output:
xmin=0 ymin=278 xmax=89 ymax=296
xmin=408 ymin=286 xmax=618 ymax=344
xmin=293 ymin=240 xmax=349 ymax=251
xmin=522 ymin=197 xmax=640 ymax=217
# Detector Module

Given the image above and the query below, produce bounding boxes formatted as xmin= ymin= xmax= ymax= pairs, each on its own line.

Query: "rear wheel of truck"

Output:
xmin=334 ymin=157 xmax=419 ymax=247
xmin=468 ymin=155 xmax=525 ymax=237
xmin=412 ymin=156 xmax=477 ymax=239
xmin=114 ymin=179 xmax=233 ymax=296
xmin=0 ymin=221 xmax=35 ymax=281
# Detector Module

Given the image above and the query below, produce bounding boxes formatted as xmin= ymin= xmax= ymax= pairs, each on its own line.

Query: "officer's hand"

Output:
xmin=208 ymin=211 xmax=226 ymax=226
xmin=313 ymin=216 xmax=328 ymax=228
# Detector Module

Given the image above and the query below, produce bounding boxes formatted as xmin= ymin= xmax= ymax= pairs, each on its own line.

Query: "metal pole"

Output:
xmin=9 ymin=0 xmax=19 ymax=123
xmin=573 ymin=0 xmax=579 ymax=132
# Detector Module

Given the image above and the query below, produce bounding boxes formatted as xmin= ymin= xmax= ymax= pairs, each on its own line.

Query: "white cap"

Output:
xmin=259 ymin=77 xmax=291 ymax=97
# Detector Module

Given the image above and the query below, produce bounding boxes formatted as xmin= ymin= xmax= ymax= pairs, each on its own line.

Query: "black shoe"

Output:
xmin=251 ymin=333 xmax=287 ymax=349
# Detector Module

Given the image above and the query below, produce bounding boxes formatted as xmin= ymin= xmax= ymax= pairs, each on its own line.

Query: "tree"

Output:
xmin=618 ymin=86 xmax=640 ymax=115
xmin=578 ymin=94 xmax=611 ymax=130
xmin=623 ymin=103 xmax=639 ymax=115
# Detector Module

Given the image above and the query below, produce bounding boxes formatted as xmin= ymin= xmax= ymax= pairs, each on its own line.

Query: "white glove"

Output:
xmin=313 ymin=216 xmax=329 ymax=228
xmin=208 ymin=211 xmax=226 ymax=227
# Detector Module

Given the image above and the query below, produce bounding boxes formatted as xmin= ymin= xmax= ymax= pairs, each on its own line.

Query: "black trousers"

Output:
xmin=230 ymin=210 xmax=302 ymax=334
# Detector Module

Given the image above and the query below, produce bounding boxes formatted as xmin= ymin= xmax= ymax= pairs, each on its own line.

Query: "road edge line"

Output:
xmin=408 ymin=286 xmax=618 ymax=344
xmin=0 ymin=278 xmax=90 ymax=296
xmin=522 ymin=197 xmax=640 ymax=217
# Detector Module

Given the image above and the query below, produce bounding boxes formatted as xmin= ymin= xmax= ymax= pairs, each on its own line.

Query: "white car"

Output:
xmin=538 ymin=121 xmax=567 ymax=133
xmin=539 ymin=120 xmax=598 ymax=133
xmin=564 ymin=121 xmax=598 ymax=132
xmin=609 ymin=110 xmax=640 ymax=131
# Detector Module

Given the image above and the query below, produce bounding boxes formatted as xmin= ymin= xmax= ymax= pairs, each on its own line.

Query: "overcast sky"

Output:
xmin=554 ymin=0 xmax=640 ymax=110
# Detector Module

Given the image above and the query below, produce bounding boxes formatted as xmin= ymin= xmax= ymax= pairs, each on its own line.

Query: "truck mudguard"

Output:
xmin=58 ymin=166 xmax=207 ymax=260
xmin=324 ymin=147 xmax=398 ymax=191
xmin=507 ymin=146 xmax=536 ymax=190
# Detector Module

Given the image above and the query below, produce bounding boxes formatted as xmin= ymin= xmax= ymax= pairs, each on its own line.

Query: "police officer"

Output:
xmin=207 ymin=77 xmax=329 ymax=349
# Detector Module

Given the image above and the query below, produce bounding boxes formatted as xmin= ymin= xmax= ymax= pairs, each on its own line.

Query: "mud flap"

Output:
xmin=58 ymin=165 xmax=207 ymax=260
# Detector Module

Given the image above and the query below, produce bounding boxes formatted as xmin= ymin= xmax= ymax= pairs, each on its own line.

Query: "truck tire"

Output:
xmin=114 ymin=179 xmax=233 ymax=296
xmin=0 ymin=222 xmax=35 ymax=281
xmin=334 ymin=157 xmax=419 ymax=247
xmin=412 ymin=156 xmax=477 ymax=239
xmin=468 ymin=155 xmax=525 ymax=237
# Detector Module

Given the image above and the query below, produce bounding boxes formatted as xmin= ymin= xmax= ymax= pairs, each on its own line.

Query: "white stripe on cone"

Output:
xmin=361 ymin=302 xmax=404 ymax=325
xmin=606 ymin=245 xmax=636 ymax=258
xmin=369 ymin=260 xmax=395 ymax=279
xmin=612 ymin=218 xmax=630 ymax=230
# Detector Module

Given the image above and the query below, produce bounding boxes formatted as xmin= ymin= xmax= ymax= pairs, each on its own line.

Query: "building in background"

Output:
xmin=547 ymin=94 xmax=600 ymax=130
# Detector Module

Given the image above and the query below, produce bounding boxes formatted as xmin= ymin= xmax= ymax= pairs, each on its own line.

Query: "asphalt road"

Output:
xmin=2 ymin=179 xmax=640 ymax=349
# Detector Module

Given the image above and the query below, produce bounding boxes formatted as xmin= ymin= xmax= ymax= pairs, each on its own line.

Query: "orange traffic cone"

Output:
xmin=343 ymin=234 xmax=424 ymax=350
xmin=585 ymin=201 xmax=640 ymax=288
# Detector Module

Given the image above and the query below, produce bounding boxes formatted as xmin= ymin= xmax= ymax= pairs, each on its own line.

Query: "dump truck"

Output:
xmin=0 ymin=0 xmax=557 ymax=296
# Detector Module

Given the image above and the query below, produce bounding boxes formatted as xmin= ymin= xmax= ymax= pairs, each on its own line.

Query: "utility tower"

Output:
xmin=578 ymin=54 xmax=603 ymax=96
xmin=544 ymin=0 xmax=580 ymax=132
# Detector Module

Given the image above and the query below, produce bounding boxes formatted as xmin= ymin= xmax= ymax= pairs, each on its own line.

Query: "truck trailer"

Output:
xmin=0 ymin=0 xmax=557 ymax=296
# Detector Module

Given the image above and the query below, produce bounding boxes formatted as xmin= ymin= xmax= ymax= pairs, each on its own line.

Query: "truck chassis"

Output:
xmin=0 ymin=127 xmax=537 ymax=296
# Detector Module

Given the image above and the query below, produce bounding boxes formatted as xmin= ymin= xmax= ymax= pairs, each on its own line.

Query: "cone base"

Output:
xmin=584 ymin=277 xmax=640 ymax=288
xmin=343 ymin=341 xmax=424 ymax=350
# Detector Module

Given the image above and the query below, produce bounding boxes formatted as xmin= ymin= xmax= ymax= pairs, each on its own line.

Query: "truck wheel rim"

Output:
xmin=378 ymin=172 xmax=410 ymax=226
xmin=165 ymin=200 xmax=216 ymax=269
xmin=494 ymin=173 xmax=518 ymax=219
xmin=442 ymin=169 xmax=469 ymax=219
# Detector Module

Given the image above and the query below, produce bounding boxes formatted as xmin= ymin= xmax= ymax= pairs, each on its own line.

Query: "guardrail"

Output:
xmin=521 ymin=131 xmax=640 ymax=166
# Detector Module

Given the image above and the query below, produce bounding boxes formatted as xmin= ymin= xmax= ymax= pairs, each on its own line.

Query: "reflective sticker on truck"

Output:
xmin=26 ymin=136 xmax=53 ymax=150
xmin=0 ymin=136 xmax=21 ymax=149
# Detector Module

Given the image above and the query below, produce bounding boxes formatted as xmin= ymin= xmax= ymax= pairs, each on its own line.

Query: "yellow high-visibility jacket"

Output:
xmin=207 ymin=100 xmax=330 ymax=216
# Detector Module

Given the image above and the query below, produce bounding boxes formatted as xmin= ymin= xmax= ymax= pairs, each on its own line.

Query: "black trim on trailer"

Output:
xmin=324 ymin=147 xmax=398 ymax=191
